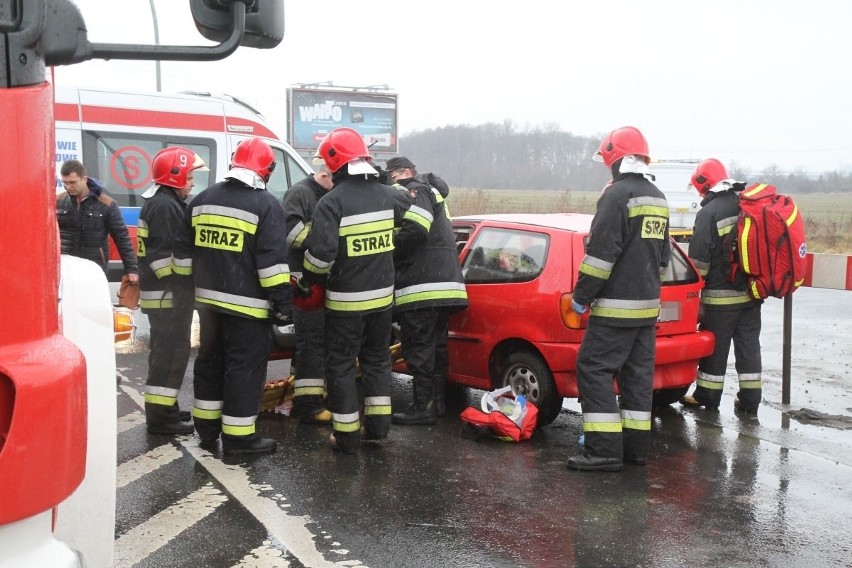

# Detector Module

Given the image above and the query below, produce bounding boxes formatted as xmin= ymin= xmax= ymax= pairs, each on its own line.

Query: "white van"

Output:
xmin=53 ymin=86 xmax=314 ymax=285
xmin=649 ymin=159 xmax=701 ymax=241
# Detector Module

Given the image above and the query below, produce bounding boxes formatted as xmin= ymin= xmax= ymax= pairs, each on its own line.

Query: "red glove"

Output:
xmin=291 ymin=275 xmax=325 ymax=311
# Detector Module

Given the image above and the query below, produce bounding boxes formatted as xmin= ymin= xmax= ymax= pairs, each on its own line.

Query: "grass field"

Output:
xmin=449 ymin=189 xmax=852 ymax=254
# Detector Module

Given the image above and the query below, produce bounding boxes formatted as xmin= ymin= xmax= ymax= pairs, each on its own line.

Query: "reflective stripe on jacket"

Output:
xmin=573 ymin=173 xmax=671 ymax=327
xmin=171 ymin=178 xmax=291 ymax=319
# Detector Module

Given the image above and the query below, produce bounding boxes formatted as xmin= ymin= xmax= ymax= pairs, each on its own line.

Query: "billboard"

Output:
xmin=287 ymin=87 xmax=398 ymax=159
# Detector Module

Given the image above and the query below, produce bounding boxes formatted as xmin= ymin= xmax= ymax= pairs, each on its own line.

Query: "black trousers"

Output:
xmin=693 ymin=303 xmax=762 ymax=409
xmin=144 ymin=299 xmax=194 ymax=424
xmin=192 ymin=308 xmax=270 ymax=446
xmin=576 ymin=322 xmax=655 ymax=460
xmin=325 ymin=308 xmax=393 ymax=453
xmin=291 ymin=306 xmax=326 ymax=416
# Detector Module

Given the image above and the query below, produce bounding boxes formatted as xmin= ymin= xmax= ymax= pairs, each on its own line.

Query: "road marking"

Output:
xmin=232 ymin=542 xmax=292 ymax=567
xmin=113 ymin=483 xmax=227 ymax=568
xmin=118 ymin=410 xmax=145 ymax=433
xmin=116 ymin=444 xmax=184 ymax=488
xmin=120 ymin=383 xmax=145 ymax=407
xmin=184 ymin=442 xmax=359 ymax=568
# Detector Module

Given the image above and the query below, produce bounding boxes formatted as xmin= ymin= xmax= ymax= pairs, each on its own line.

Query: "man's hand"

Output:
xmin=126 ymin=273 xmax=139 ymax=284
xmin=270 ymin=304 xmax=292 ymax=327
xmin=571 ymin=299 xmax=588 ymax=315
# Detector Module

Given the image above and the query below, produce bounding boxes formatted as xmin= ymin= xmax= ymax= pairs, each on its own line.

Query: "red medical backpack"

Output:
xmin=732 ymin=183 xmax=807 ymax=300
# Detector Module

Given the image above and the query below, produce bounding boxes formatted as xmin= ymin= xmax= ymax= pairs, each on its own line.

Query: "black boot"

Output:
xmin=222 ymin=436 xmax=277 ymax=455
xmin=567 ymin=452 xmax=623 ymax=472
xmin=433 ymin=374 xmax=446 ymax=417
xmin=391 ymin=401 xmax=437 ymax=425
xmin=146 ymin=402 xmax=194 ymax=435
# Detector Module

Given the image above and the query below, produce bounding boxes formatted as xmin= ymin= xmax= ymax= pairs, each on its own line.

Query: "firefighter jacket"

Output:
xmin=573 ymin=172 xmax=671 ymax=327
xmin=688 ymin=188 xmax=755 ymax=311
xmin=302 ymin=174 xmax=425 ymax=314
xmin=392 ymin=176 xmax=468 ymax=313
xmin=282 ymin=176 xmax=328 ymax=277
xmin=171 ymin=172 xmax=291 ymax=319
xmin=56 ymin=179 xmax=138 ymax=275
xmin=137 ymin=185 xmax=188 ymax=311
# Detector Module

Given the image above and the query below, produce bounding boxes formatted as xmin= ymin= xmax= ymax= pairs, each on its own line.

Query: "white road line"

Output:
xmin=113 ymin=483 xmax=227 ymax=568
xmin=118 ymin=410 xmax=145 ymax=433
xmin=232 ymin=542 xmax=292 ymax=567
xmin=116 ymin=444 xmax=184 ymax=488
xmin=119 ymin=383 xmax=145 ymax=407
xmin=184 ymin=442 xmax=361 ymax=568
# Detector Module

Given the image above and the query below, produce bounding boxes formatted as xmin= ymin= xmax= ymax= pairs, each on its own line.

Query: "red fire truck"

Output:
xmin=0 ymin=2 xmax=284 ymax=566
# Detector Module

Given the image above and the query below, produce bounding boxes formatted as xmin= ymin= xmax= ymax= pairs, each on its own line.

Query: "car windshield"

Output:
xmin=462 ymin=227 xmax=548 ymax=283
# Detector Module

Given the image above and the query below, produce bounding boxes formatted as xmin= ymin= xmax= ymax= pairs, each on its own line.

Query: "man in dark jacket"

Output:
xmin=681 ymin=158 xmax=762 ymax=414
xmin=385 ymin=156 xmax=468 ymax=425
xmin=568 ymin=126 xmax=670 ymax=472
xmin=282 ymin=161 xmax=334 ymax=424
xmin=57 ymin=159 xmax=138 ymax=281
xmin=139 ymin=147 xmax=208 ymax=435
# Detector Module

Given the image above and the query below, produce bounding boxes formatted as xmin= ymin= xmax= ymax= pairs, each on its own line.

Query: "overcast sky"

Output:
xmin=56 ymin=0 xmax=852 ymax=174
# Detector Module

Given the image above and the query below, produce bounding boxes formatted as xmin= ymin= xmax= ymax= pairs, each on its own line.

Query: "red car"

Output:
xmin=446 ymin=213 xmax=714 ymax=426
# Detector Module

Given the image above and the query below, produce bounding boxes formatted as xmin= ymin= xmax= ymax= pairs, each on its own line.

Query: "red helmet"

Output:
xmin=594 ymin=126 xmax=650 ymax=167
xmin=152 ymin=146 xmax=208 ymax=188
xmin=315 ymin=127 xmax=370 ymax=173
xmin=691 ymin=158 xmax=729 ymax=196
xmin=231 ymin=137 xmax=277 ymax=182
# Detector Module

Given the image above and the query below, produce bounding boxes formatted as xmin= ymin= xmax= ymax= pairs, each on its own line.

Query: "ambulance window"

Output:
xmin=266 ymin=148 xmax=311 ymax=202
xmin=81 ymin=131 xmax=215 ymax=208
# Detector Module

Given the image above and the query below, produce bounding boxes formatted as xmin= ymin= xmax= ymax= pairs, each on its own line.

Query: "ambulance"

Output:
xmin=54 ymin=86 xmax=314 ymax=288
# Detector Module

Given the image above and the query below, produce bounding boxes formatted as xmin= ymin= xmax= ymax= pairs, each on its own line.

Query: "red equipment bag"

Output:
xmin=460 ymin=393 xmax=539 ymax=442
xmin=732 ymin=183 xmax=807 ymax=300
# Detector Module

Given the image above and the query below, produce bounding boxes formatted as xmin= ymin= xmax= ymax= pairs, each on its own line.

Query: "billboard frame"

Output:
xmin=287 ymin=86 xmax=399 ymax=163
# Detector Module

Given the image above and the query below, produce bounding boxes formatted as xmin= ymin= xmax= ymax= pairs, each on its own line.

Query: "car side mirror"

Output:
xmin=191 ymin=0 xmax=285 ymax=49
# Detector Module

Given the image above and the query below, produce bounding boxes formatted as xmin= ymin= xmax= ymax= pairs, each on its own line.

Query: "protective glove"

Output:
xmin=291 ymin=275 xmax=325 ymax=311
xmin=571 ymin=299 xmax=588 ymax=315
xmin=269 ymin=303 xmax=293 ymax=327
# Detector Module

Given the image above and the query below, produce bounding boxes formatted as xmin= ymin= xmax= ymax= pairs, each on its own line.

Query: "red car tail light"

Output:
xmin=560 ymin=294 xmax=586 ymax=329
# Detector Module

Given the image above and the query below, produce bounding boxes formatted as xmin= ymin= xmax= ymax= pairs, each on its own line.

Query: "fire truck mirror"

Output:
xmin=190 ymin=0 xmax=285 ymax=49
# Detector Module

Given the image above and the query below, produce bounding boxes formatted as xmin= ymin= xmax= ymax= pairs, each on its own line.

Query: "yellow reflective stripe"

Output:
xmin=192 ymin=213 xmax=257 ymax=234
xmin=743 ymin=183 xmax=768 ymax=198
xmin=622 ymin=418 xmax=652 ymax=431
xmin=579 ymin=263 xmax=611 ymax=279
xmin=259 ymin=273 xmax=288 ymax=287
xmin=364 ymin=404 xmax=392 ymax=416
xmin=739 ymin=380 xmax=762 ymax=389
xmin=303 ymin=251 xmax=332 ymax=276
xmin=153 ymin=266 xmax=173 ymax=278
xmin=222 ymin=423 xmax=256 ymax=436
xmin=333 ymin=412 xmax=361 ymax=433
xmin=395 ymin=289 xmax=468 ymax=306
xmin=718 ymin=224 xmax=735 ymax=237
xmin=786 ymin=205 xmax=799 ymax=226
xmin=590 ymin=306 xmax=660 ymax=319
xmin=339 ymin=218 xmax=394 ymax=237
xmin=697 ymin=379 xmax=724 ymax=390
xmin=144 ymin=393 xmax=177 ymax=406
xmin=196 ymin=297 xmax=269 ymax=319
xmin=140 ymin=298 xmax=174 ymax=309
xmin=193 ymin=408 xmax=222 ymax=420
xmin=325 ymin=295 xmax=393 ymax=312
xmin=171 ymin=256 xmax=192 ymax=275
xmin=137 ymin=226 xmax=149 ymax=238
xmin=740 ymin=217 xmax=753 ymax=274
xmin=294 ymin=386 xmax=325 ymax=397
xmin=584 ymin=421 xmax=623 ymax=433
xmin=628 ymin=205 xmax=669 ymax=217
xmin=749 ymin=281 xmax=760 ymax=299
xmin=701 ymin=295 xmax=752 ymax=306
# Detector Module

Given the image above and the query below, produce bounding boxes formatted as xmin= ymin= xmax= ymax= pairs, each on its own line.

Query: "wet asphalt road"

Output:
xmin=114 ymin=287 xmax=852 ymax=568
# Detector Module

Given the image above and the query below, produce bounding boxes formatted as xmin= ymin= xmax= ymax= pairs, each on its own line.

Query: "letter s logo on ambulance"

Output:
xmin=641 ymin=217 xmax=667 ymax=239
xmin=195 ymin=225 xmax=244 ymax=252
xmin=347 ymin=230 xmax=394 ymax=257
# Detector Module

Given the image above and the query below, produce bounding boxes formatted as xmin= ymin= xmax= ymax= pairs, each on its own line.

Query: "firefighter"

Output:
xmin=172 ymin=137 xmax=291 ymax=455
xmin=385 ymin=156 xmax=468 ymax=425
xmin=297 ymin=127 xmax=425 ymax=454
xmin=139 ymin=147 xmax=207 ymax=435
xmin=568 ymin=126 xmax=671 ymax=472
xmin=282 ymin=160 xmax=335 ymax=424
xmin=681 ymin=158 xmax=762 ymax=414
